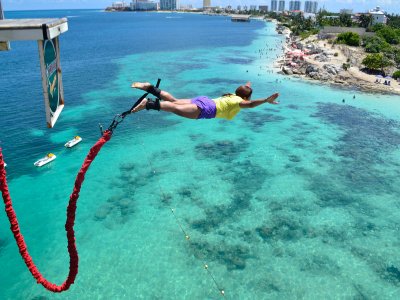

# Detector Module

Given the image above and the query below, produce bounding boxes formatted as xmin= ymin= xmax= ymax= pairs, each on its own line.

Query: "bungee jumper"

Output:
xmin=131 ymin=81 xmax=279 ymax=120
xmin=0 ymin=79 xmax=162 ymax=293
xmin=1 ymin=78 xmax=277 ymax=296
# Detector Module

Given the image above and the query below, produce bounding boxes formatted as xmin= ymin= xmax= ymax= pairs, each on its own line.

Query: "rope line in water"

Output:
xmin=137 ymin=139 xmax=225 ymax=297
xmin=0 ymin=130 xmax=112 ymax=292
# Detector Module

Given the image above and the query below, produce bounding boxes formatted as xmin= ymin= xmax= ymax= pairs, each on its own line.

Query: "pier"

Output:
xmin=231 ymin=15 xmax=250 ymax=22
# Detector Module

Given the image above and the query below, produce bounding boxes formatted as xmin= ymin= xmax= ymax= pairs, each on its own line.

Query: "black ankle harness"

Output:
xmin=147 ymin=85 xmax=162 ymax=99
xmin=146 ymin=98 xmax=160 ymax=111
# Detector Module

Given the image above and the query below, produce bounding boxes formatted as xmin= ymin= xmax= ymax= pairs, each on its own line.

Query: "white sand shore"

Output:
xmin=277 ymin=33 xmax=400 ymax=95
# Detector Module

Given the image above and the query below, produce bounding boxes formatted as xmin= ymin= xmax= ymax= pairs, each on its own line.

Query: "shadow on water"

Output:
xmin=0 ymin=237 xmax=10 ymax=254
xmin=93 ymin=161 xmax=162 ymax=228
xmin=188 ymin=148 xmax=269 ymax=235
xmin=195 ymin=138 xmax=249 ymax=162
xmin=198 ymin=78 xmax=244 ymax=86
xmin=189 ymin=239 xmax=252 ymax=271
xmin=222 ymin=57 xmax=254 ymax=65
xmin=148 ymin=138 xmax=270 ymax=271
xmin=310 ymin=103 xmax=400 ymax=195
xmin=307 ymin=103 xmax=400 ymax=289
xmin=241 ymin=111 xmax=285 ymax=132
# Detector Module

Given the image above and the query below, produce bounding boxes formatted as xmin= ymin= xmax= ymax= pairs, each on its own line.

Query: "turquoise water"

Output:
xmin=1 ymin=10 xmax=400 ymax=299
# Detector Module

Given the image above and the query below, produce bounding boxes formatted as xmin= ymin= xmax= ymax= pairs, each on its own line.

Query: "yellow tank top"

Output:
xmin=213 ymin=95 xmax=243 ymax=120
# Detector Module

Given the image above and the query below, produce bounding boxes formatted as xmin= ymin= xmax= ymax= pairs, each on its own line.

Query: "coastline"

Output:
xmin=274 ymin=28 xmax=400 ymax=96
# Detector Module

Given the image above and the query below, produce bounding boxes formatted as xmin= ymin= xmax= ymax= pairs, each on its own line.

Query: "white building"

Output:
xmin=289 ymin=1 xmax=301 ymax=11
xmin=278 ymin=0 xmax=285 ymax=12
xmin=112 ymin=1 xmax=129 ymax=8
xmin=270 ymin=0 xmax=277 ymax=12
xmin=304 ymin=12 xmax=316 ymax=21
xmin=304 ymin=1 xmax=318 ymax=13
xmin=160 ymin=0 xmax=179 ymax=10
xmin=131 ymin=0 xmax=157 ymax=10
xmin=237 ymin=5 xmax=242 ymax=11
xmin=180 ymin=4 xmax=193 ymax=9
xmin=203 ymin=0 xmax=211 ymax=9
xmin=369 ymin=6 xmax=387 ymax=25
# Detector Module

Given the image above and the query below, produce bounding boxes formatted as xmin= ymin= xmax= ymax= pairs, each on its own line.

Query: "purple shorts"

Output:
xmin=191 ymin=96 xmax=216 ymax=119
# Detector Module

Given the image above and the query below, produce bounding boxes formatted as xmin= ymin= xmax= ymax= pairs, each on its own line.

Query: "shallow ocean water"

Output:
xmin=1 ymin=10 xmax=400 ymax=300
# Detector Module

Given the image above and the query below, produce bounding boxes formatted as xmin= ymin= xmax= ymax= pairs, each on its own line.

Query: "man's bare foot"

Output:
xmin=131 ymin=98 xmax=148 ymax=113
xmin=131 ymin=82 xmax=151 ymax=91
xmin=266 ymin=93 xmax=279 ymax=104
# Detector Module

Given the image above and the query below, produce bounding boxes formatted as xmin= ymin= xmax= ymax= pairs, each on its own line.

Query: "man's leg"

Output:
xmin=132 ymin=82 xmax=191 ymax=104
xmin=132 ymin=98 xmax=200 ymax=119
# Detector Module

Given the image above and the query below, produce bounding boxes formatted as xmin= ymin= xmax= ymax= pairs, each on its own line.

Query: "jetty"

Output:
xmin=231 ymin=15 xmax=250 ymax=22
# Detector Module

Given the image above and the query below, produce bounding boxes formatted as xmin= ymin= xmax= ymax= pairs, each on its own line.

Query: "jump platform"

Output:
xmin=0 ymin=15 xmax=68 ymax=127
xmin=0 ymin=18 xmax=68 ymax=44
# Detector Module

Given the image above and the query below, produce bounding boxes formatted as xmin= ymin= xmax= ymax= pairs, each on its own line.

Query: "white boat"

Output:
xmin=3 ymin=162 xmax=6 ymax=168
xmin=34 ymin=153 xmax=56 ymax=167
xmin=65 ymin=136 xmax=82 ymax=148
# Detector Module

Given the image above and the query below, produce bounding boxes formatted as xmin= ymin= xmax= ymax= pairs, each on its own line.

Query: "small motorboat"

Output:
xmin=3 ymin=162 xmax=6 ymax=168
xmin=65 ymin=136 xmax=82 ymax=148
xmin=34 ymin=153 xmax=56 ymax=167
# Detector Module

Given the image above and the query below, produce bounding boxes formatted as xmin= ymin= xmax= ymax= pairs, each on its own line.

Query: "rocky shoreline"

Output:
xmin=276 ymin=32 xmax=400 ymax=95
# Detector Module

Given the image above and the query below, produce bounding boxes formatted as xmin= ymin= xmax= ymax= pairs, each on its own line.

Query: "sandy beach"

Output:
xmin=276 ymin=31 xmax=400 ymax=95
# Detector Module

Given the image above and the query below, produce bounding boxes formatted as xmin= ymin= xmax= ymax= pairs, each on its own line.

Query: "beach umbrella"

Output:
xmin=385 ymin=76 xmax=392 ymax=80
xmin=288 ymin=50 xmax=304 ymax=56
xmin=376 ymin=75 xmax=383 ymax=78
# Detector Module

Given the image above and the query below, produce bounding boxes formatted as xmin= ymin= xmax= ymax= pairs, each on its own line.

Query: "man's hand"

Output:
xmin=265 ymin=93 xmax=279 ymax=104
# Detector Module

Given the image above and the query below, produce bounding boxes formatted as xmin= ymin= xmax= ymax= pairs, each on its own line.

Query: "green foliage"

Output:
xmin=358 ymin=14 xmax=372 ymax=28
xmin=363 ymin=36 xmax=392 ymax=53
xmin=371 ymin=23 xmax=385 ymax=32
xmin=387 ymin=14 xmax=400 ymax=29
xmin=299 ymin=28 xmax=319 ymax=40
xmin=376 ymin=27 xmax=400 ymax=44
xmin=337 ymin=32 xmax=361 ymax=46
xmin=317 ymin=12 xmax=354 ymax=27
xmin=393 ymin=70 xmax=400 ymax=79
xmin=339 ymin=13 xmax=353 ymax=27
xmin=342 ymin=63 xmax=350 ymax=70
xmin=289 ymin=15 xmax=316 ymax=36
xmin=362 ymin=53 xmax=393 ymax=71
xmin=394 ymin=48 xmax=400 ymax=67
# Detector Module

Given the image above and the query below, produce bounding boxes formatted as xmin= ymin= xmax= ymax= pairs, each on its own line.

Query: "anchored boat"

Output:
xmin=34 ymin=153 xmax=56 ymax=167
xmin=65 ymin=136 xmax=82 ymax=148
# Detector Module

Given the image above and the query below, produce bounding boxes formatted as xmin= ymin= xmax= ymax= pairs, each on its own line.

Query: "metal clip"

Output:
xmin=99 ymin=123 xmax=104 ymax=136
xmin=107 ymin=114 xmax=125 ymax=133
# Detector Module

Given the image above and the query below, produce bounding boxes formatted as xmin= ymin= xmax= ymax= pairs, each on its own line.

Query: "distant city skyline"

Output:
xmin=2 ymin=0 xmax=400 ymax=14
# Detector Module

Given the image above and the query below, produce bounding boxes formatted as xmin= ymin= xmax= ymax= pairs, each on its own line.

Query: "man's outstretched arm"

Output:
xmin=239 ymin=93 xmax=279 ymax=109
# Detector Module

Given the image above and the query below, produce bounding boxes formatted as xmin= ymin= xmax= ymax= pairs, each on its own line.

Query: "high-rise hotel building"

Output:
xmin=278 ymin=0 xmax=285 ymax=12
xmin=289 ymin=0 xmax=301 ymax=11
xmin=304 ymin=1 xmax=318 ymax=13
xmin=160 ymin=0 xmax=179 ymax=10
xmin=203 ymin=0 xmax=211 ymax=8
xmin=270 ymin=0 xmax=277 ymax=11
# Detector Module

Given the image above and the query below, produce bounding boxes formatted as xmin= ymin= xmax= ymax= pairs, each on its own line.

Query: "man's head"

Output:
xmin=235 ymin=82 xmax=252 ymax=100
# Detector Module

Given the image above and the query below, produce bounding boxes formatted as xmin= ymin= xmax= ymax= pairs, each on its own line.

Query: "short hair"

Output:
xmin=235 ymin=85 xmax=253 ymax=99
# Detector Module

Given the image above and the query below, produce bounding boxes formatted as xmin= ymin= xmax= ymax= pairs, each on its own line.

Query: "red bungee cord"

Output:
xmin=0 ymin=130 xmax=112 ymax=292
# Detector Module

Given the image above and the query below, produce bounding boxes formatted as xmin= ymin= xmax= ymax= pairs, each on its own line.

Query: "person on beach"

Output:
xmin=131 ymin=82 xmax=279 ymax=120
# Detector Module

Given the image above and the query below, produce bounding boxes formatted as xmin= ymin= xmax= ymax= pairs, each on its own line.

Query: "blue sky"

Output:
xmin=2 ymin=0 xmax=400 ymax=14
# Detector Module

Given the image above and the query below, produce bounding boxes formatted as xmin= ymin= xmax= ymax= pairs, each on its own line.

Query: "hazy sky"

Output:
xmin=2 ymin=0 xmax=400 ymax=14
